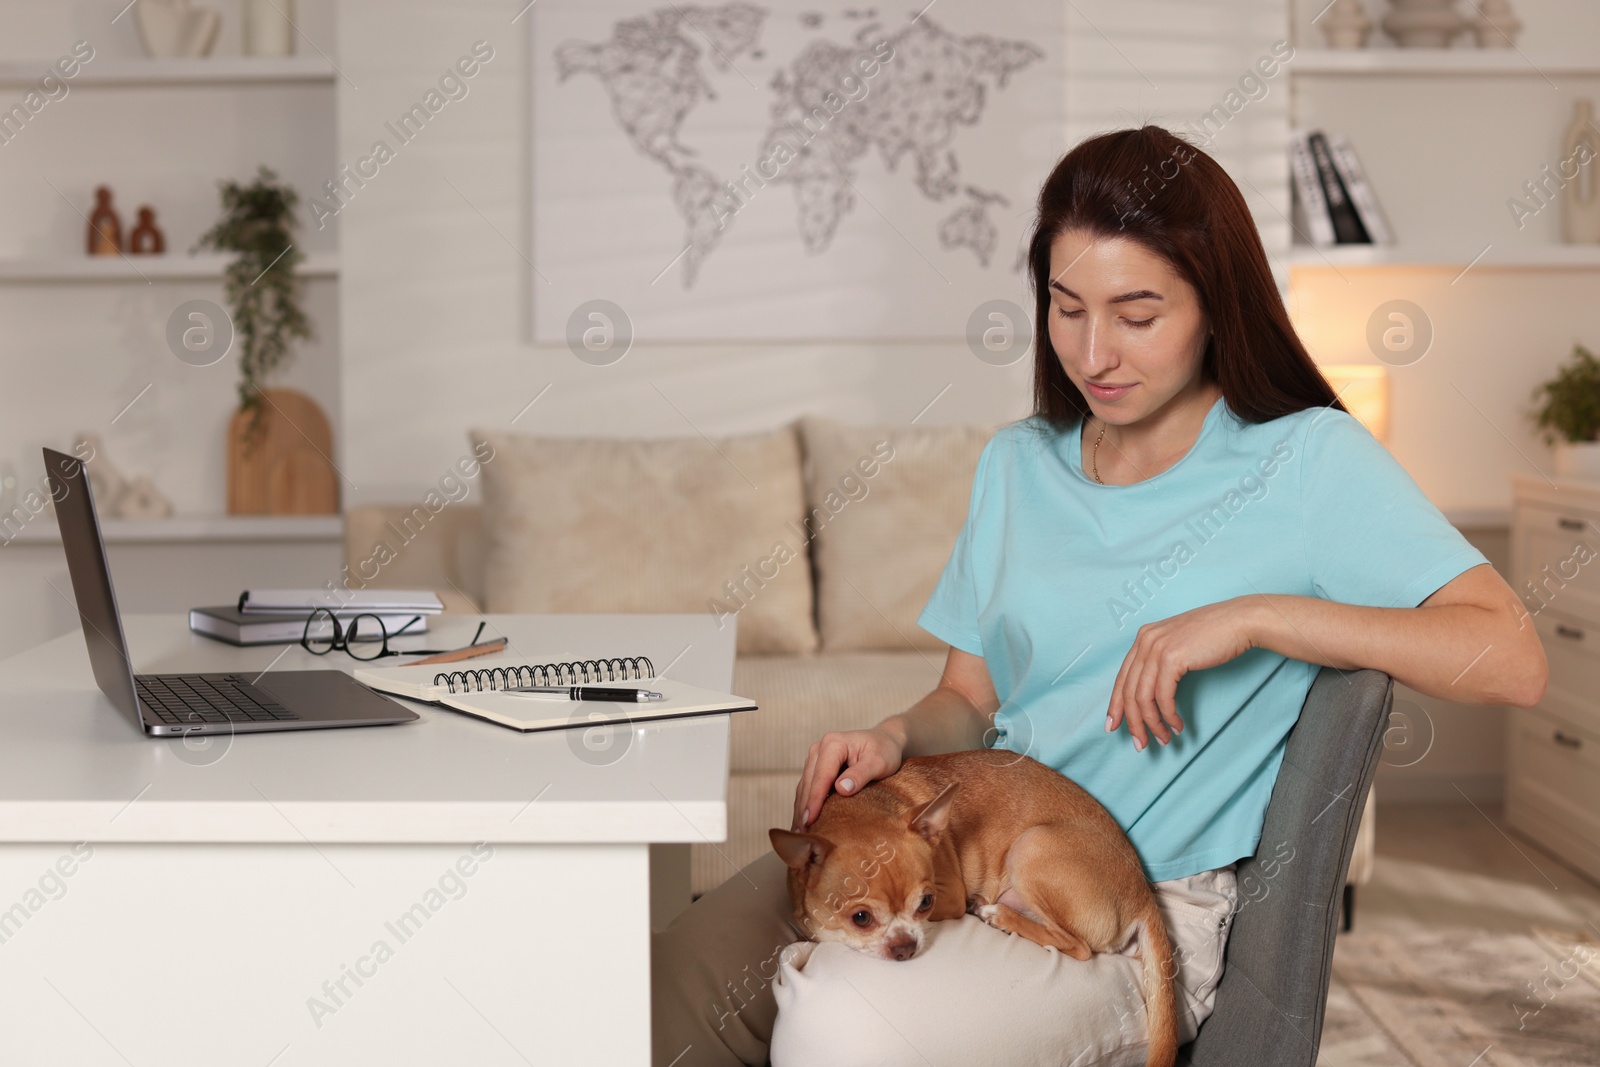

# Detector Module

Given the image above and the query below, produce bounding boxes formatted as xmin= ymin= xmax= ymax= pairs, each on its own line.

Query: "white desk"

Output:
xmin=0 ymin=613 xmax=735 ymax=1066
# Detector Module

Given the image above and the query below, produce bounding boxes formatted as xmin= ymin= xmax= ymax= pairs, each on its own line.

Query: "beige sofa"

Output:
xmin=346 ymin=416 xmax=1375 ymax=907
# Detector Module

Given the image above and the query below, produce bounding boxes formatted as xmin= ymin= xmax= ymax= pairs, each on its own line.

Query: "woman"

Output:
xmin=653 ymin=125 xmax=1547 ymax=1067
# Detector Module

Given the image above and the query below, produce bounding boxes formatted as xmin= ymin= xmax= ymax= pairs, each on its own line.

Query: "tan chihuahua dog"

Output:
xmin=769 ymin=749 xmax=1178 ymax=1067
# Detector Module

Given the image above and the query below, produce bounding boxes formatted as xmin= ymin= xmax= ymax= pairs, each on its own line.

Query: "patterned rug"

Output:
xmin=1316 ymin=924 xmax=1600 ymax=1066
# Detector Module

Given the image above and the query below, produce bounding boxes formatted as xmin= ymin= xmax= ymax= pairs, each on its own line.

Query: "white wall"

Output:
xmin=336 ymin=0 xmax=1292 ymax=503
xmin=1066 ymin=0 xmax=1294 ymax=286
xmin=0 ymin=0 xmax=1299 ymax=512
xmin=5 ymin=0 xmax=1592 ymax=518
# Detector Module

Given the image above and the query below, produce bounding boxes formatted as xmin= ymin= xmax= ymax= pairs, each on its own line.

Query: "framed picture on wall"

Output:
xmin=529 ymin=0 xmax=1065 ymax=343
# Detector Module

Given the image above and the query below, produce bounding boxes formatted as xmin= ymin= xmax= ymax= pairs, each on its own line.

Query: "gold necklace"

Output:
xmin=1092 ymin=419 xmax=1108 ymax=484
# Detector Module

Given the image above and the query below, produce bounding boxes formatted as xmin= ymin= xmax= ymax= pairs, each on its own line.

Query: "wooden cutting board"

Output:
xmin=226 ymin=387 xmax=339 ymax=515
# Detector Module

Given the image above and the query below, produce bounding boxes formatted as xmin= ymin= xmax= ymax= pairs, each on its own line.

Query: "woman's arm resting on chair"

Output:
xmin=1105 ymin=564 xmax=1549 ymax=753
xmin=791 ymin=646 xmax=999 ymax=830
xmin=1245 ymin=563 xmax=1547 ymax=709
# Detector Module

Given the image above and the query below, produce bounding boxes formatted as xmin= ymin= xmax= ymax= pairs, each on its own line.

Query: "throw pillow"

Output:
xmin=471 ymin=424 xmax=819 ymax=655
xmin=798 ymin=416 xmax=998 ymax=652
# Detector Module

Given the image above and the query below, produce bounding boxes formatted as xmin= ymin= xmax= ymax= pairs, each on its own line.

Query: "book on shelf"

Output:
xmin=1290 ymin=131 xmax=1336 ymax=245
xmin=1290 ymin=129 xmax=1391 ymax=247
xmin=1325 ymin=132 xmax=1393 ymax=245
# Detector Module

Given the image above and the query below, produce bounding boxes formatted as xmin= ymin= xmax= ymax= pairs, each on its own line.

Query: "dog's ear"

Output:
xmin=907 ymin=783 xmax=959 ymax=843
xmin=770 ymin=828 xmax=833 ymax=872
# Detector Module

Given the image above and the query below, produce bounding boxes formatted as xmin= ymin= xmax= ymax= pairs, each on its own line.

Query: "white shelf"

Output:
xmin=1293 ymin=49 xmax=1600 ymax=76
xmin=0 ymin=56 xmax=335 ymax=86
xmin=0 ymin=251 xmax=340 ymax=282
xmin=3 ymin=513 xmax=342 ymax=545
xmin=1287 ymin=244 xmax=1600 ymax=269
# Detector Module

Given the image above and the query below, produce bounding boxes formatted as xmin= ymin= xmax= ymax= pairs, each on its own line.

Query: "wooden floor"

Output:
xmin=1350 ymin=801 xmax=1600 ymax=941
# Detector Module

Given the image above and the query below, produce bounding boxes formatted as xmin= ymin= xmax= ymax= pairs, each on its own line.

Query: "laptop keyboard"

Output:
xmin=136 ymin=673 xmax=300 ymax=727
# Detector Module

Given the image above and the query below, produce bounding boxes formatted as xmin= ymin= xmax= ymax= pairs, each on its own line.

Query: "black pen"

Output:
xmin=500 ymin=685 xmax=664 ymax=702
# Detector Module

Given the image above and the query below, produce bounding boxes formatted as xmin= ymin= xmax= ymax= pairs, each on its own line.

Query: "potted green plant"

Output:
xmin=194 ymin=164 xmax=313 ymax=444
xmin=1529 ymin=342 xmax=1600 ymax=477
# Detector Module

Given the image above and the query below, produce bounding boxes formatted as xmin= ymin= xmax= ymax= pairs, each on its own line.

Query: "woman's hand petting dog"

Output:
xmin=791 ymin=726 xmax=904 ymax=830
xmin=1105 ymin=596 xmax=1258 ymax=752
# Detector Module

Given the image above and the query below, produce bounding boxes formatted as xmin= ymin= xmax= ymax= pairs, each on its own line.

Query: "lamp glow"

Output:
xmin=1320 ymin=364 xmax=1390 ymax=443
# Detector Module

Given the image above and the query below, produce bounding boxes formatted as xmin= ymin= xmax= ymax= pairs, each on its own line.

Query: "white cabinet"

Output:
xmin=1508 ymin=476 xmax=1600 ymax=881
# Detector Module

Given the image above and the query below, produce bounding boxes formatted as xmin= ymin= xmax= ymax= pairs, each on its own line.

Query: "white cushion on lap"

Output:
xmin=769 ymin=866 xmax=1237 ymax=1067
xmin=771 ymin=916 xmax=1159 ymax=1067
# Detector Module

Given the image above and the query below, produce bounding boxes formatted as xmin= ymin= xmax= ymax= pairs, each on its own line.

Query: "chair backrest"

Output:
xmin=1179 ymin=666 xmax=1394 ymax=1066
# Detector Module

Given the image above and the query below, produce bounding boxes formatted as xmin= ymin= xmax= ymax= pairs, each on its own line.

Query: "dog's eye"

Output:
xmin=851 ymin=910 xmax=873 ymax=928
xmin=918 ymin=893 xmax=934 ymax=913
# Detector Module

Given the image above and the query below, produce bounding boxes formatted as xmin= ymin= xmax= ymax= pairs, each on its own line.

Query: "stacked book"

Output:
xmin=189 ymin=589 xmax=445 ymax=646
xmin=1290 ymin=129 xmax=1393 ymax=247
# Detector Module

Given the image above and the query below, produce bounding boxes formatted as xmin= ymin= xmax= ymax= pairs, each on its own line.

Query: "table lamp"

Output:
xmin=1320 ymin=364 xmax=1390 ymax=443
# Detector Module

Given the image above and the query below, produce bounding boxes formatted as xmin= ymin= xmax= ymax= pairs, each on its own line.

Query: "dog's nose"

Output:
xmin=887 ymin=939 xmax=917 ymax=961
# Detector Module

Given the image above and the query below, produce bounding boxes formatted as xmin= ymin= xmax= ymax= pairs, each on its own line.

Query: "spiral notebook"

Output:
xmin=352 ymin=655 xmax=757 ymax=733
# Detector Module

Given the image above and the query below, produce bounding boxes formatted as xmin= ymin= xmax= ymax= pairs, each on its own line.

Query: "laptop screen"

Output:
xmin=43 ymin=447 xmax=144 ymax=729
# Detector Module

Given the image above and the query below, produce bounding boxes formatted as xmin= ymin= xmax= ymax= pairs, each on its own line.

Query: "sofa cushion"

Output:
xmin=798 ymin=416 xmax=998 ymax=651
xmin=730 ymin=651 xmax=945 ymax=773
xmin=470 ymin=425 xmax=818 ymax=654
xmin=345 ymin=504 xmax=488 ymax=611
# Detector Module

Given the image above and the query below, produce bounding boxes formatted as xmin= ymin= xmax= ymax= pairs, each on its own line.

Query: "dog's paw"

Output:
xmin=975 ymin=903 xmax=1004 ymax=927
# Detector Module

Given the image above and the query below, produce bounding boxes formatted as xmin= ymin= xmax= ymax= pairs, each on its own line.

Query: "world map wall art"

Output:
xmin=530 ymin=1 xmax=1066 ymax=342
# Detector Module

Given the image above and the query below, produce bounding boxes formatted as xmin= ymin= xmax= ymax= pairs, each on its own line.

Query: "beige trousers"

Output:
xmin=652 ymin=851 xmax=1239 ymax=1067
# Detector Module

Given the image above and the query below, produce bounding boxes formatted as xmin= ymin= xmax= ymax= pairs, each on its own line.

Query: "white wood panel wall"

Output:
xmin=335 ymin=0 xmax=1294 ymax=503
xmin=1065 ymin=0 xmax=1293 ymax=289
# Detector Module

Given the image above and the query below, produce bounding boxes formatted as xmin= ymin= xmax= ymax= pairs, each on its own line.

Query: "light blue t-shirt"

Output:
xmin=916 ymin=395 xmax=1489 ymax=881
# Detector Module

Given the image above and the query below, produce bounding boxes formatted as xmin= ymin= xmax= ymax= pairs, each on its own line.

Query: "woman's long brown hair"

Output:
xmin=1028 ymin=125 xmax=1346 ymax=431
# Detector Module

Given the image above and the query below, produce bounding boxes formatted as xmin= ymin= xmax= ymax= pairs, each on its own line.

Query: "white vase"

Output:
xmin=135 ymin=0 xmax=221 ymax=59
xmin=1322 ymin=0 xmax=1374 ymax=49
xmin=244 ymin=0 xmax=295 ymax=57
xmin=1554 ymin=441 xmax=1600 ymax=478
xmin=1468 ymin=0 xmax=1522 ymax=47
xmin=1381 ymin=0 xmax=1465 ymax=47
xmin=1562 ymin=100 xmax=1600 ymax=244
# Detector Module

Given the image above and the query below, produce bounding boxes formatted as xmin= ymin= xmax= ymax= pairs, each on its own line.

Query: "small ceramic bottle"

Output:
xmin=129 ymin=206 xmax=166 ymax=255
xmin=87 ymin=186 xmax=122 ymax=256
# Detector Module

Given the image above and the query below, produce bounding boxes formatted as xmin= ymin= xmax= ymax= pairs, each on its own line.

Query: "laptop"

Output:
xmin=44 ymin=447 xmax=419 ymax=737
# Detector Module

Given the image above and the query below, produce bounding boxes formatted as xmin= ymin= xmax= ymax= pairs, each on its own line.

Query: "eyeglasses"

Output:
xmin=300 ymin=608 xmax=454 ymax=662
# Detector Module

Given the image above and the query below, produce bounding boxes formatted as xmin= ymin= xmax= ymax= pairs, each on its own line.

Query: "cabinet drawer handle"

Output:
xmin=1553 ymin=730 xmax=1583 ymax=750
xmin=1555 ymin=623 xmax=1585 ymax=640
xmin=1558 ymin=517 xmax=1587 ymax=531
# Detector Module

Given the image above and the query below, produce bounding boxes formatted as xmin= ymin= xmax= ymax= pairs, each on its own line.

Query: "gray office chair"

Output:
xmin=1178 ymin=666 xmax=1393 ymax=1065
